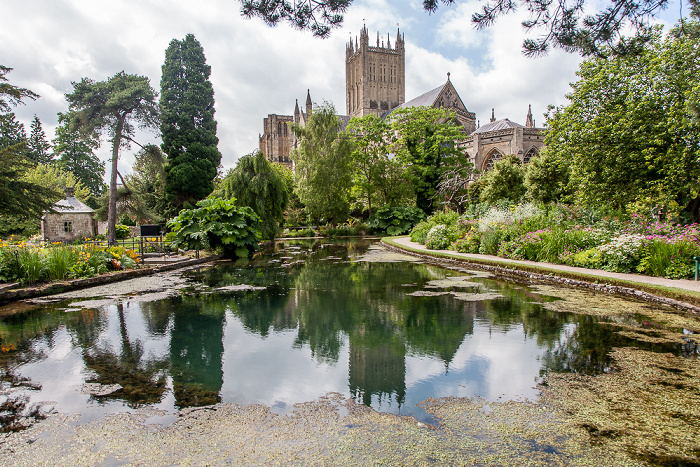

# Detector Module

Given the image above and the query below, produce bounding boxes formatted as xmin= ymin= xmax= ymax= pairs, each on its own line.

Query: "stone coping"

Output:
xmin=0 ymin=255 xmax=220 ymax=304
xmin=382 ymin=236 xmax=700 ymax=314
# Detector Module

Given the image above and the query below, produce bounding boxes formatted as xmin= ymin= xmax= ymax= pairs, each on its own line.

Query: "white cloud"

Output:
xmin=1 ymin=0 xmax=681 ymax=181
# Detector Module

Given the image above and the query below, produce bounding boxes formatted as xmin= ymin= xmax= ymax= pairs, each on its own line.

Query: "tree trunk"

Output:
xmin=107 ymin=116 xmax=125 ymax=244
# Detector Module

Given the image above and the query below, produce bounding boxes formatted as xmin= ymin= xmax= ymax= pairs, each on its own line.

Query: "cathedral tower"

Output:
xmin=346 ymin=26 xmax=405 ymax=118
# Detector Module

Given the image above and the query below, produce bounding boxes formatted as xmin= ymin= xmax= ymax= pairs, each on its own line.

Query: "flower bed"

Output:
xmin=0 ymin=241 xmax=140 ymax=285
xmin=410 ymin=204 xmax=700 ymax=279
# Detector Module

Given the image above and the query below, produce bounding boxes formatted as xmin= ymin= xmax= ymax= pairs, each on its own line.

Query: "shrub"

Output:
xmin=119 ymin=214 xmax=137 ymax=226
xmin=167 ymin=197 xmax=262 ymax=259
xmin=367 ymin=206 xmax=425 ymax=236
xmin=452 ymin=232 xmax=480 ymax=253
xmin=425 ymin=225 xmax=452 ymax=250
xmin=108 ymin=224 xmax=131 ymax=239
xmin=410 ymin=210 xmax=460 ymax=244
xmin=596 ymin=234 xmax=647 ymax=273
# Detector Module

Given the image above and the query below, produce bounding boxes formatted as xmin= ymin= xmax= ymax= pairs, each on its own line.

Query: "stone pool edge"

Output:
xmin=0 ymin=255 xmax=221 ymax=304
xmin=382 ymin=237 xmax=700 ymax=314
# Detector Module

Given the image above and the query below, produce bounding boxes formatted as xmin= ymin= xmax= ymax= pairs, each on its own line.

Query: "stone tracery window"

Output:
xmin=483 ymin=149 xmax=504 ymax=172
xmin=523 ymin=147 xmax=538 ymax=164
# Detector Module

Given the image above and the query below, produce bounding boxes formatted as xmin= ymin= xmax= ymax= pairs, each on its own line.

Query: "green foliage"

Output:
xmin=27 ymin=115 xmax=52 ymax=164
xmin=22 ymin=163 xmax=91 ymax=201
xmin=166 ymin=197 xmax=261 ymax=259
xmin=0 ymin=145 xmax=61 ymax=219
xmin=479 ymin=154 xmax=526 ymax=204
xmin=425 ymin=224 xmax=454 ymax=250
xmin=390 ymin=106 xmax=469 ymax=215
xmin=0 ymin=112 xmax=27 ymax=151
xmin=544 ymin=22 xmax=700 ymax=220
xmin=410 ymin=210 xmax=460 ymax=244
xmin=114 ymin=224 xmax=131 ymax=239
xmin=367 ymin=206 xmax=425 ymax=236
xmin=637 ymin=240 xmax=700 ymax=279
xmin=119 ymin=214 xmax=136 ymax=226
xmin=161 ymin=34 xmax=221 ymax=215
xmin=0 ymin=65 xmax=39 ymax=113
xmin=524 ymin=150 xmax=569 ymax=204
xmin=346 ymin=114 xmax=399 ymax=215
xmin=215 ymin=150 xmax=288 ymax=240
xmin=292 ymin=102 xmax=354 ymax=225
xmin=53 ymin=112 xmax=105 ymax=196
xmin=0 ymin=243 xmax=138 ymax=285
xmin=66 ymin=71 xmax=159 ymax=244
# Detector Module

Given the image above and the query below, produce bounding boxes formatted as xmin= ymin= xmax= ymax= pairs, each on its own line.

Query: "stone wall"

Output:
xmin=42 ymin=213 xmax=96 ymax=242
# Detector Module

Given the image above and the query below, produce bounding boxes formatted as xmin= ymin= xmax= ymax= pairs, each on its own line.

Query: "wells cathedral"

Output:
xmin=259 ymin=26 xmax=545 ymax=172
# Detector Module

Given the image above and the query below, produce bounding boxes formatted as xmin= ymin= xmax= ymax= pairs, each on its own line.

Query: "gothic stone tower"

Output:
xmin=346 ymin=26 xmax=405 ymax=118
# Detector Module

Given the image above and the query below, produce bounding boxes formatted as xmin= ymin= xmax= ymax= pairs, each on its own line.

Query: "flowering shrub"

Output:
xmin=425 ymin=225 xmax=452 ymax=250
xmin=478 ymin=202 xmax=544 ymax=233
xmin=596 ymin=234 xmax=647 ymax=273
xmin=410 ymin=210 xmax=460 ymax=244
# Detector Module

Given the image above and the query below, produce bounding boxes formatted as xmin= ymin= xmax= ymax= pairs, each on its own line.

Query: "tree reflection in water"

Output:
xmin=1 ymin=239 xmax=695 ymax=422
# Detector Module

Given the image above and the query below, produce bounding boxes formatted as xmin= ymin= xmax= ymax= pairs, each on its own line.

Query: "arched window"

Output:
xmin=482 ymin=149 xmax=504 ymax=172
xmin=523 ymin=147 xmax=538 ymax=164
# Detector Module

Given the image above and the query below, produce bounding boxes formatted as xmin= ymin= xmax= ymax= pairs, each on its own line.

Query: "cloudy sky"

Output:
xmin=0 ymin=0 xmax=686 ymax=177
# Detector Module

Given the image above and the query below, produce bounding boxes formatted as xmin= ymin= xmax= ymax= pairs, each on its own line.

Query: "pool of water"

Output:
xmin=0 ymin=239 xmax=696 ymax=425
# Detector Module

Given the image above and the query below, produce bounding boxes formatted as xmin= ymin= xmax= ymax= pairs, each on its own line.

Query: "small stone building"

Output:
xmin=41 ymin=187 xmax=97 ymax=242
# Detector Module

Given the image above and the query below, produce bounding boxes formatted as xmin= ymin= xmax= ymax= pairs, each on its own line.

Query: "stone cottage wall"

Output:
xmin=42 ymin=213 xmax=96 ymax=242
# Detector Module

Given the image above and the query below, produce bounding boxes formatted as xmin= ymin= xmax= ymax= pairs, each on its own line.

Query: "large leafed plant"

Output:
xmin=167 ymin=197 xmax=261 ymax=259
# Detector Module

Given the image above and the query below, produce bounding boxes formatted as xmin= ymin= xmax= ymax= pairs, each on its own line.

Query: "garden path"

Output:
xmin=389 ymin=236 xmax=700 ymax=294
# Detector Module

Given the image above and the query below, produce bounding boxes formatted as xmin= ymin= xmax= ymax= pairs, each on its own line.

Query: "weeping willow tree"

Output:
xmin=214 ymin=150 xmax=288 ymax=240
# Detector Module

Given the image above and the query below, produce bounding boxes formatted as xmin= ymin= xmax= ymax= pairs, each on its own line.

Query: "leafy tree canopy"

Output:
xmin=160 ymin=34 xmax=221 ymax=215
xmin=66 ymin=71 xmax=159 ymax=243
xmin=214 ymin=150 xmax=288 ymax=240
xmin=389 ymin=106 xmax=469 ymax=215
xmin=292 ymin=101 xmax=354 ymax=224
xmin=544 ymin=21 xmax=700 ymax=220
xmin=23 ymin=163 xmax=91 ymax=202
xmin=237 ymin=0 xmax=687 ymax=56
xmin=0 ymin=145 xmax=61 ymax=219
xmin=479 ymin=154 xmax=526 ymax=204
xmin=0 ymin=112 xmax=28 ymax=152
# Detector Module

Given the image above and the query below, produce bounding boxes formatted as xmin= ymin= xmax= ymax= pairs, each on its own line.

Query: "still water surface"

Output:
xmin=0 ymin=239 xmax=692 ymax=424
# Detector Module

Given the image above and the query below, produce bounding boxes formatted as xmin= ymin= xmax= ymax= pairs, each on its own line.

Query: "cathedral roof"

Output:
xmin=471 ymin=118 xmax=524 ymax=135
xmin=392 ymin=84 xmax=444 ymax=112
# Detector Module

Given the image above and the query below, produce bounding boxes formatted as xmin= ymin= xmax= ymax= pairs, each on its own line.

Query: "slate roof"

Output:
xmin=382 ymin=84 xmax=444 ymax=118
xmin=471 ymin=118 xmax=524 ymax=135
xmin=49 ymin=195 xmax=95 ymax=214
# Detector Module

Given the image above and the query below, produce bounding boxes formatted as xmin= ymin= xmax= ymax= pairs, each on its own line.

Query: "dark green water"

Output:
xmin=0 ymin=239 xmax=695 ymax=425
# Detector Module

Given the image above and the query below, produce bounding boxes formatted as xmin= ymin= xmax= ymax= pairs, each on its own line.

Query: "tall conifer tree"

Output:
xmin=160 ymin=34 xmax=221 ymax=215
xmin=27 ymin=115 xmax=52 ymax=164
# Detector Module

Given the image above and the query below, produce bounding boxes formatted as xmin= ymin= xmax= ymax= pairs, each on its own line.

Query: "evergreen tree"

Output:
xmin=66 ymin=72 xmax=159 ymax=244
xmin=0 ymin=112 xmax=27 ymax=151
xmin=0 ymin=65 xmax=39 ymax=112
xmin=160 ymin=34 xmax=221 ymax=215
xmin=53 ymin=112 xmax=105 ymax=197
xmin=27 ymin=115 xmax=52 ymax=164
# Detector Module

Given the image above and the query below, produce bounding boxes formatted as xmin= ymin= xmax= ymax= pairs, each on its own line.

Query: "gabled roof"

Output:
xmin=471 ymin=118 xmax=524 ymax=135
xmin=48 ymin=195 xmax=94 ymax=215
xmin=395 ymin=84 xmax=444 ymax=110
